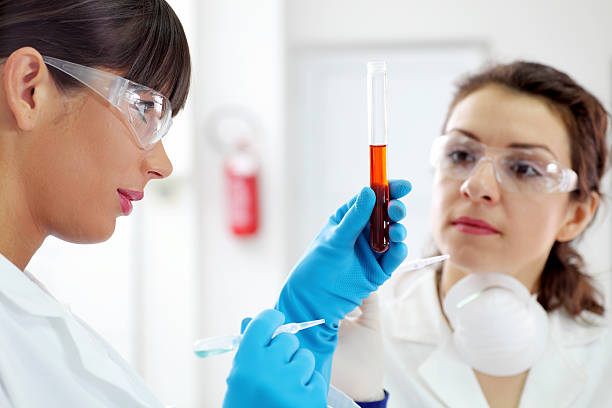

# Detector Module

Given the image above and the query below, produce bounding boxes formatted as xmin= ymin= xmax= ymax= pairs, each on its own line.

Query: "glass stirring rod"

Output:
xmin=193 ymin=319 xmax=326 ymax=358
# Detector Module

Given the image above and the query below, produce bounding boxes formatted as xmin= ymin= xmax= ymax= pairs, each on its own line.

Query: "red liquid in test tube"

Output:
xmin=370 ymin=145 xmax=389 ymax=252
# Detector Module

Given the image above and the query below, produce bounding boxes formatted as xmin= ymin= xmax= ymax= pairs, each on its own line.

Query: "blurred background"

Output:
xmin=25 ymin=0 xmax=612 ymax=406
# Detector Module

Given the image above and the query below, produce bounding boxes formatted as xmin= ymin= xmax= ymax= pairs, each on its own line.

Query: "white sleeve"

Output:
xmin=327 ymin=385 xmax=360 ymax=408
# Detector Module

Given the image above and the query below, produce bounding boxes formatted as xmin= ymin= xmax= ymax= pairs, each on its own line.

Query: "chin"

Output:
xmin=446 ymin=245 xmax=505 ymax=274
xmin=54 ymin=219 xmax=117 ymax=244
xmin=436 ymin=233 xmax=504 ymax=274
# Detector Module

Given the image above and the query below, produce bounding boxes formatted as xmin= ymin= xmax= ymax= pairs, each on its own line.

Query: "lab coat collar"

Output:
xmin=0 ymin=253 xmax=154 ymax=407
xmin=418 ymin=337 xmax=490 ymax=408
xmin=0 ymin=252 xmax=64 ymax=317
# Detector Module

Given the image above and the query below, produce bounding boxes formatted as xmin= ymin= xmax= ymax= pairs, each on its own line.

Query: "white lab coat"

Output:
xmin=378 ymin=267 xmax=612 ymax=408
xmin=0 ymin=252 xmax=357 ymax=408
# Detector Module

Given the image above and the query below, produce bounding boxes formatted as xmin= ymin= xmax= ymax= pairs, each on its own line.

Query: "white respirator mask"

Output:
xmin=442 ymin=272 xmax=548 ymax=377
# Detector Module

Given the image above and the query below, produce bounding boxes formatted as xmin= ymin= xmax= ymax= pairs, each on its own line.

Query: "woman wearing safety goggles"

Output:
xmin=0 ymin=1 xmax=413 ymax=407
xmin=331 ymin=61 xmax=611 ymax=408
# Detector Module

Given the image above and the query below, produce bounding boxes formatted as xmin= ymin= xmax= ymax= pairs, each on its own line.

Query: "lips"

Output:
xmin=117 ymin=189 xmax=144 ymax=201
xmin=117 ymin=189 xmax=144 ymax=216
xmin=451 ymin=216 xmax=500 ymax=235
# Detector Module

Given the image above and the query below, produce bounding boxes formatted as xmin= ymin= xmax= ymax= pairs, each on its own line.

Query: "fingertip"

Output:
xmin=334 ymin=187 xmax=376 ymax=242
xmin=332 ymin=188 xmax=373 ymax=225
xmin=259 ymin=309 xmax=285 ymax=325
xmin=389 ymin=223 xmax=407 ymax=242
xmin=245 ymin=309 xmax=284 ymax=340
xmin=380 ymin=242 xmax=408 ymax=274
xmin=240 ymin=317 xmax=252 ymax=334
xmin=291 ymin=347 xmax=315 ymax=369
xmin=394 ymin=241 xmax=408 ymax=259
xmin=388 ymin=199 xmax=406 ymax=222
xmin=270 ymin=332 xmax=300 ymax=358
xmin=307 ymin=370 xmax=327 ymax=392
xmin=389 ymin=179 xmax=412 ymax=199
xmin=357 ymin=186 xmax=376 ymax=209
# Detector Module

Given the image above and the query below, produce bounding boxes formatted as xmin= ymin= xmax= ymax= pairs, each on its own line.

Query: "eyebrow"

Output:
xmin=449 ymin=128 xmax=558 ymax=159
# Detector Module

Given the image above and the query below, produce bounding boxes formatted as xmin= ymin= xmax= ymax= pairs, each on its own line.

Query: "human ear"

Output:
xmin=556 ymin=192 xmax=599 ymax=242
xmin=3 ymin=47 xmax=51 ymax=131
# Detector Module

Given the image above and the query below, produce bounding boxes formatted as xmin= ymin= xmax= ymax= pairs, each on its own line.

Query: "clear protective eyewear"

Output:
xmin=42 ymin=56 xmax=173 ymax=150
xmin=429 ymin=131 xmax=578 ymax=194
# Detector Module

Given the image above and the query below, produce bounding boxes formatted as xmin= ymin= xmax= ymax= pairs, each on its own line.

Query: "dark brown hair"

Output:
xmin=441 ymin=61 xmax=609 ymax=318
xmin=0 ymin=0 xmax=191 ymax=114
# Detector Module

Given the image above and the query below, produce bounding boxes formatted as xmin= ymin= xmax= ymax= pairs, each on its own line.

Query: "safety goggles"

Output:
xmin=429 ymin=131 xmax=578 ymax=194
xmin=42 ymin=56 xmax=173 ymax=150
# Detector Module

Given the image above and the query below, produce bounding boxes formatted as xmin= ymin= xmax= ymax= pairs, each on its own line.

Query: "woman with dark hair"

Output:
xmin=330 ymin=61 xmax=612 ymax=407
xmin=0 ymin=1 xmax=412 ymax=406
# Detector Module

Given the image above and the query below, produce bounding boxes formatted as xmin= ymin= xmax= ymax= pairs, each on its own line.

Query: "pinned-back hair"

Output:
xmin=0 ymin=0 xmax=191 ymax=115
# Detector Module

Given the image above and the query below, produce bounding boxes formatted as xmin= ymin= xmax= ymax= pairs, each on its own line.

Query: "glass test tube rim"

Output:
xmin=367 ymin=61 xmax=388 ymax=147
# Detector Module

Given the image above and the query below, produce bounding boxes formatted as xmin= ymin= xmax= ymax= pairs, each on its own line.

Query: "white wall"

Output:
xmin=287 ymin=0 xmax=612 ymax=106
xmin=191 ymin=0 xmax=286 ymax=406
xmin=286 ymin=0 xmax=612 ymax=279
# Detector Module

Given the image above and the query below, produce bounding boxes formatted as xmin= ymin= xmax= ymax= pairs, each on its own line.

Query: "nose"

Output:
xmin=143 ymin=141 xmax=173 ymax=180
xmin=459 ymin=158 xmax=501 ymax=204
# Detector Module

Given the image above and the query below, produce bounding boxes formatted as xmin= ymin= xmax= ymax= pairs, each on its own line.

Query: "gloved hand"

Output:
xmin=276 ymin=179 xmax=410 ymax=385
xmin=331 ymin=292 xmax=385 ymax=402
xmin=223 ymin=310 xmax=327 ymax=408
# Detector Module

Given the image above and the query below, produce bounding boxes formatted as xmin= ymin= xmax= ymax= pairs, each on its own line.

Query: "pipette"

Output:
xmin=193 ymin=319 xmax=326 ymax=359
xmin=395 ymin=254 xmax=450 ymax=274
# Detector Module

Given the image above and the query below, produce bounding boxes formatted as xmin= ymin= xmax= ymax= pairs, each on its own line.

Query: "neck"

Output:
xmin=440 ymin=258 xmax=545 ymax=299
xmin=0 ymin=154 xmax=45 ymax=271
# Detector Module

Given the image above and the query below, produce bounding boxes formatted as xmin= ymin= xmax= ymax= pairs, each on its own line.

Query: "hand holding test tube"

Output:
xmin=193 ymin=319 xmax=326 ymax=358
xmin=331 ymin=254 xmax=450 ymax=401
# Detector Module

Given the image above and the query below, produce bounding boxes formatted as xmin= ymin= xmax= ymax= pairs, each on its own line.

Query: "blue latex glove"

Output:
xmin=223 ymin=309 xmax=327 ymax=408
xmin=276 ymin=179 xmax=411 ymax=385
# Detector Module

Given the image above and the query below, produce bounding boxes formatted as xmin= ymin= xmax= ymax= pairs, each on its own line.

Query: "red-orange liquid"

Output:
xmin=369 ymin=145 xmax=389 ymax=253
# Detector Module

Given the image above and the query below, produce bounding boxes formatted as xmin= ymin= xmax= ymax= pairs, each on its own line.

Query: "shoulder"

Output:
xmin=547 ymin=306 xmax=612 ymax=378
xmin=548 ymin=307 xmax=609 ymax=348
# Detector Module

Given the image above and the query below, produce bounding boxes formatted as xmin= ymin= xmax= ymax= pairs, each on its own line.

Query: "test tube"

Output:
xmin=367 ymin=61 xmax=390 ymax=253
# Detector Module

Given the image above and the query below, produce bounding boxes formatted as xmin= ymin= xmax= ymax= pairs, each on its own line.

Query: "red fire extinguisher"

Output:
xmin=225 ymin=139 xmax=259 ymax=236
xmin=207 ymin=107 xmax=261 ymax=237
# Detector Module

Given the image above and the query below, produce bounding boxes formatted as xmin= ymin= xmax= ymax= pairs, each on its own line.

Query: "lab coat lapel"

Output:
xmin=59 ymin=317 xmax=153 ymax=407
xmin=518 ymin=337 xmax=586 ymax=408
xmin=0 ymin=254 xmax=152 ymax=407
xmin=418 ymin=337 xmax=490 ymax=408
xmin=517 ymin=310 xmax=604 ymax=408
